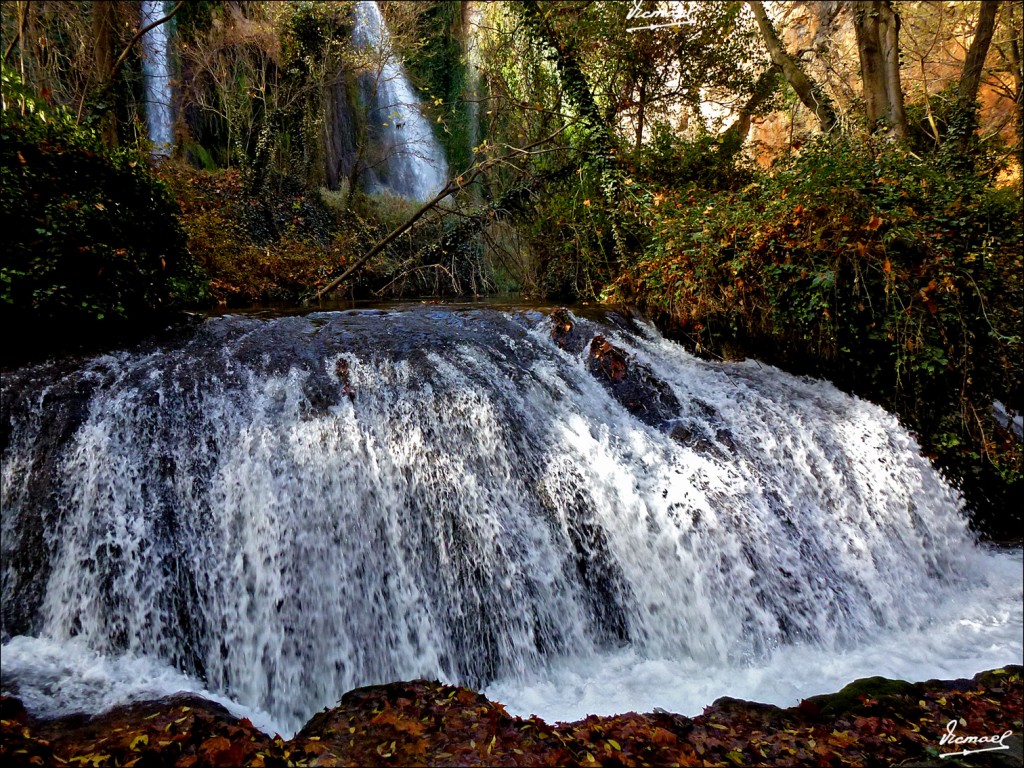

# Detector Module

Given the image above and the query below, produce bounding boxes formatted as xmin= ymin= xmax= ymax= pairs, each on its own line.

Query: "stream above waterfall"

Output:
xmin=2 ymin=306 xmax=1021 ymax=736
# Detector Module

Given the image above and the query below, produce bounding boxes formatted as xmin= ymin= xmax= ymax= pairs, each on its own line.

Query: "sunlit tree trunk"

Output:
xmin=747 ymin=0 xmax=838 ymax=134
xmin=1005 ymin=3 xmax=1024 ymax=170
xmin=852 ymin=0 xmax=907 ymax=141
xmin=954 ymin=0 xmax=999 ymax=153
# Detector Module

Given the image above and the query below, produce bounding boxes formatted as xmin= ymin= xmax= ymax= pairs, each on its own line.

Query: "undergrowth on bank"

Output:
xmin=610 ymin=136 xmax=1023 ymax=533
xmin=0 ymin=66 xmax=209 ymax=334
xmin=159 ymin=163 xmax=356 ymax=305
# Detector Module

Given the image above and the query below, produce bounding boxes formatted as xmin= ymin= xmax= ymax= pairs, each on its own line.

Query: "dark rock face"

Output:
xmin=552 ymin=310 xmax=749 ymax=469
xmin=550 ymin=306 xmax=594 ymax=356
xmin=0 ymin=364 xmax=102 ymax=640
xmin=550 ymin=307 xmax=685 ymax=431
xmin=550 ymin=309 xmax=743 ymax=459
xmin=586 ymin=334 xmax=681 ymax=428
xmin=2 ymin=667 xmax=1020 ymax=767
xmin=326 ymin=72 xmax=360 ymax=192
xmin=667 ymin=398 xmax=737 ymax=457
xmin=550 ymin=307 xmax=683 ymax=429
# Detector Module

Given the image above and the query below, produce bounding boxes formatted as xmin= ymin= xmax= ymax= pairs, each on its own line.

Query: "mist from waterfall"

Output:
xmin=351 ymin=1 xmax=449 ymax=201
xmin=140 ymin=0 xmax=173 ymax=157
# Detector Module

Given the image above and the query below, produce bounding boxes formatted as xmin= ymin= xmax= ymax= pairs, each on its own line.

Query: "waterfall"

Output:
xmin=140 ymin=0 xmax=174 ymax=157
xmin=1 ymin=307 xmax=1021 ymax=735
xmin=351 ymin=1 xmax=449 ymax=201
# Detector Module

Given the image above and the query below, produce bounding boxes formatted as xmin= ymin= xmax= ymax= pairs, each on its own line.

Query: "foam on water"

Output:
xmin=2 ymin=308 xmax=1021 ymax=737
xmin=3 ymin=545 xmax=1020 ymax=738
xmin=488 ymin=547 xmax=1024 ymax=723
xmin=2 ymin=635 xmax=284 ymax=736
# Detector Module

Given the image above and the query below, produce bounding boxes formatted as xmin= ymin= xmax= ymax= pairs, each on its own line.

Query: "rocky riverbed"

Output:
xmin=2 ymin=667 xmax=1021 ymax=767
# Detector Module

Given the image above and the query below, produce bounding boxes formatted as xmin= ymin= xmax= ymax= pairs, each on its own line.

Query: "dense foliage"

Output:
xmin=160 ymin=163 xmax=349 ymax=304
xmin=403 ymin=0 xmax=474 ymax=172
xmin=610 ymin=136 xmax=1022 ymax=534
xmin=0 ymin=68 xmax=208 ymax=352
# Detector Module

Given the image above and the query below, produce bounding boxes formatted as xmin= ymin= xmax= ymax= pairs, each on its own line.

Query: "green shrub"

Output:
xmin=1 ymin=67 xmax=209 ymax=333
xmin=639 ymin=122 xmax=755 ymax=191
xmin=611 ymin=135 xmax=1023 ymax=535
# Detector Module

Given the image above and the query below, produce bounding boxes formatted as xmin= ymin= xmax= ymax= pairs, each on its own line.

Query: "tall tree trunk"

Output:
xmin=1005 ymin=3 xmax=1023 ymax=170
xmin=747 ymin=0 xmax=838 ymax=134
xmin=519 ymin=0 xmax=627 ymax=265
xmin=852 ymin=0 xmax=907 ymax=141
xmin=854 ymin=1 xmax=887 ymax=128
xmin=878 ymin=1 xmax=907 ymax=141
xmin=720 ymin=64 xmax=781 ymax=154
xmin=635 ymin=77 xmax=646 ymax=153
xmin=954 ymin=0 xmax=999 ymax=153
xmin=91 ymin=0 xmax=118 ymax=147
xmin=3 ymin=0 xmax=29 ymax=66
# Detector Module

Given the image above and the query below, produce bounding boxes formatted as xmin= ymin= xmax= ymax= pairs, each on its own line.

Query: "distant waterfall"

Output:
xmin=352 ymin=1 xmax=449 ymax=201
xmin=140 ymin=1 xmax=173 ymax=157
xmin=2 ymin=307 xmax=1021 ymax=735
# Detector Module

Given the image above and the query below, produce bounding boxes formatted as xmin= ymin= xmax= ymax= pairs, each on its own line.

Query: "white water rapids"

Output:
xmin=1 ymin=308 xmax=1020 ymax=737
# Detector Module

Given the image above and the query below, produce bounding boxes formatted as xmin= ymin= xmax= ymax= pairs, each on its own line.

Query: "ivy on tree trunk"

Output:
xmin=90 ymin=1 xmax=118 ymax=147
xmin=518 ymin=0 xmax=627 ymax=267
xmin=954 ymin=0 xmax=999 ymax=154
xmin=852 ymin=0 xmax=908 ymax=141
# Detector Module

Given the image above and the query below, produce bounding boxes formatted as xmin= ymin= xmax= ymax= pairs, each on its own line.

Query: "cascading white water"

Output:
xmin=140 ymin=0 xmax=173 ymax=157
xmin=1 ymin=307 xmax=1021 ymax=736
xmin=351 ymin=1 xmax=449 ymax=201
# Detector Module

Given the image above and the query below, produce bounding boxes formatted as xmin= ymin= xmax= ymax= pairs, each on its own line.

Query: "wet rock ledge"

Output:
xmin=1 ymin=667 xmax=1021 ymax=767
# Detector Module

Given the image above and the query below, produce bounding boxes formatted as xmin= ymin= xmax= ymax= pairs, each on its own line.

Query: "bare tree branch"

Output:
xmin=315 ymin=125 xmax=568 ymax=300
xmin=110 ymin=0 xmax=185 ymax=83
